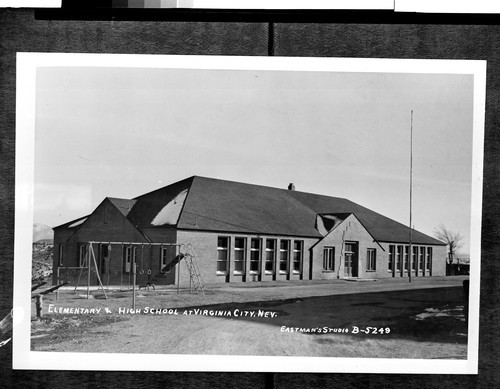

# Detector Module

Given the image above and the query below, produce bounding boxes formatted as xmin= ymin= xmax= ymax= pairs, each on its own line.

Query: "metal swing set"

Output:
xmin=58 ymin=241 xmax=204 ymax=307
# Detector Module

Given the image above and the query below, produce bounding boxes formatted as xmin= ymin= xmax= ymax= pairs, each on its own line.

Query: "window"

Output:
xmin=279 ymin=240 xmax=290 ymax=274
xmin=396 ymin=246 xmax=403 ymax=271
xmin=58 ymin=244 xmax=64 ymax=266
xmin=160 ymin=246 xmax=171 ymax=273
xmin=217 ymin=237 xmax=229 ymax=274
xmin=265 ymin=239 xmax=276 ymax=274
xmin=79 ymin=244 xmax=87 ymax=267
xmin=124 ymin=246 xmax=136 ymax=274
xmin=420 ymin=247 xmax=426 ymax=271
xmin=250 ymin=238 xmax=261 ymax=274
xmin=426 ymin=247 xmax=432 ymax=271
xmin=411 ymin=246 xmax=417 ymax=270
xmin=412 ymin=246 xmax=419 ymax=270
xmin=367 ymin=249 xmax=376 ymax=271
xmin=388 ymin=245 xmax=395 ymax=272
xmin=234 ymin=237 xmax=246 ymax=275
xmin=100 ymin=244 xmax=109 ymax=275
xmin=323 ymin=247 xmax=335 ymax=271
xmin=404 ymin=246 xmax=409 ymax=271
xmin=293 ymin=241 xmax=303 ymax=274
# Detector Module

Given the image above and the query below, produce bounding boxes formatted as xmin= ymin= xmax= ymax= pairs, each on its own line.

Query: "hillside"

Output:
xmin=33 ymin=222 xmax=54 ymax=243
xmin=32 ymin=223 xmax=54 ymax=285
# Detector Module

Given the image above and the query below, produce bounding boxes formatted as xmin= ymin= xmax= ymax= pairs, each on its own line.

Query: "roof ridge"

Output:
xmin=191 ymin=175 xmax=348 ymax=200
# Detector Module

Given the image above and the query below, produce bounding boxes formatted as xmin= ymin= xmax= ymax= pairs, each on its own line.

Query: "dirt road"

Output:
xmin=31 ymin=278 xmax=468 ymax=359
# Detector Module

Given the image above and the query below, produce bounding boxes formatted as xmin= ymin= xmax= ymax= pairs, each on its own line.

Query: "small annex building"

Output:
xmin=52 ymin=176 xmax=447 ymax=287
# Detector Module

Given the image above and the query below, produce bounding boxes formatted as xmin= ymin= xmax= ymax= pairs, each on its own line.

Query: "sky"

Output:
xmin=34 ymin=65 xmax=475 ymax=253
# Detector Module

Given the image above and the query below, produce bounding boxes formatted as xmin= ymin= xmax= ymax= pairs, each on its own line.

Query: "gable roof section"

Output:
xmin=53 ymin=215 xmax=90 ymax=230
xmin=286 ymin=188 xmax=445 ymax=245
xmin=107 ymin=198 xmax=137 ymax=217
xmin=127 ymin=177 xmax=193 ymax=229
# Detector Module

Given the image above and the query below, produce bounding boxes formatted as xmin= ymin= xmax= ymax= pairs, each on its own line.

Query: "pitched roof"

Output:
xmin=107 ymin=198 xmax=137 ymax=217
xmin=54 ymin=176 xmax=445 ymax=246
xmin=133 ymin=176 xmax=444 ymax=246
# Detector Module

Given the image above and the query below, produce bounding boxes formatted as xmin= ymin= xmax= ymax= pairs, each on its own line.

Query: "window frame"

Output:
xmin=249 ymin=238 xmax=261 ymax=274
xmin=264 ymin=239 xmax=276 ymax=274
xmin=396 ymin=245 xmax=403 ymax=272
xmin=58 ymin=244 xmax=64 ymax=267
xmin=124 ymin=246 xmax=136 ymax=274
xmin=279 ymin=239 xmax=290 ymax=274
xmin=420 ymin=247 xmax=426 ymax=271
xmin=323 ymin=246 xmax=335 ymax=272
xmin=426 ymin=247 xmax=432 ymax=271
xmin=78 ymin=244 xmax=87 ymax=268
xmin=233 ymin=237 xmax=246 ymax=275
xmin=366 ymin=248 xmax=376 ymax=271
xmin=217 ymin=236 xmax=230 ymax=275
xmin=292 ymin=240 xmax=303 ymax=274
xmin=388 ymin=245 xmax=395 ymax=272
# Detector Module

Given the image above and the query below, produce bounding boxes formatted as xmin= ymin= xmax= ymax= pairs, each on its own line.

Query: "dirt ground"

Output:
xmin=30 ymin=276 xmax=469 ymax=359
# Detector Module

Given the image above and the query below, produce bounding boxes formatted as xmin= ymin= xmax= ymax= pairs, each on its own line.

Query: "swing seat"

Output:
xmin=138 ymin=282 xmax=155 ymax=291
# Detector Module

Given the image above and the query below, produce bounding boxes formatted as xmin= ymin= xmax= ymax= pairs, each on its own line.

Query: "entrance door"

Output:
xmin=344 ymin=242 xmax=358 ymax=277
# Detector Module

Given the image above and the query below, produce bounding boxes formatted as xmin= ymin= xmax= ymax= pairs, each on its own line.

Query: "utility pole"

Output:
xmin=409 ymin=110 xmax=413 ymax=283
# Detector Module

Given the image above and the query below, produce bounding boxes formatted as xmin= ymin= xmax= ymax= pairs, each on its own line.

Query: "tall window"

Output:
xmin=58 ymin=244 xmax=64 ymax=266
xmin=388 ymin=245 xmax=395 ymax=272
xmin=420 ymin=247 xmax=426 ymax=271
xmin=217 ymin=237 xmax=229 ymax=274
xmin=265 ymin=239 xmax=276 ymax=274
xmin=124 ymin=246 xmax=136 ymax=274
xmin=234 ymin=237 xmax=246 ymax=275
xmin=396 ymin=246 xmax=403 ymax=272
xmin=323 ymin=247 xmax=335 ymax=271
xmin=404 ymin=246 xmax=409 ymax=271
xmin=413 ymin=246 xmax=420 ymax=270
xmin=79 ymin=244 xmax=87 ymax=268
xmin=426 ymin=247 xmax=432 ymax=271
xmin=250 ymin=238 xmax=261 ymax=274
xmin=293 ymin=240 xmax=303 ymax=274
xmin=367 ymin=248 xmax=376 ymax=271
xmin=279 ymin=240 xmax=290 ymax=274
xmin=411 ymin=246 xmax=417 ymax=270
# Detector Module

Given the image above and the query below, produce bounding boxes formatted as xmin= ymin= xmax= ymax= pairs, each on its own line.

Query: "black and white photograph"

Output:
xmin=13 ymin=54 xmax=484 ymax=373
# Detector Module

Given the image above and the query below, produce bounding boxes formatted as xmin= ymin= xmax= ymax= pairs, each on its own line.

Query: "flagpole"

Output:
xmin=409 ymin=110 xmax=413 ymax=283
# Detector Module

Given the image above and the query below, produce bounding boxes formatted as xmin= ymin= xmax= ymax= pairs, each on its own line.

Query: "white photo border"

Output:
xmin=13 ymin=53 xmax=485 ymax=374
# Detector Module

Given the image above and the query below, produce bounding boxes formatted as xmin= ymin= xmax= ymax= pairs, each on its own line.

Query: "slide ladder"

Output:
xmin=183 ymin=245 xmax=205 ymax=294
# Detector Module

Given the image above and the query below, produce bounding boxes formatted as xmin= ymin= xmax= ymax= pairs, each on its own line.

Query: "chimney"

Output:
xmin=288 ymin=183 xmax=295 ymax=191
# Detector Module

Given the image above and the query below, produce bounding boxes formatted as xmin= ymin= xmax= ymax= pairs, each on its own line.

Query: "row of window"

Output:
xmin=388 ymin=245 xmax=432 ymax=272
xmin=72 ymin=244 xmax=175 ymax=274
xmin=217 ymin=237 xmax=303 ymax=276
xmin=322 ymin=246 xmax=377 ymax=271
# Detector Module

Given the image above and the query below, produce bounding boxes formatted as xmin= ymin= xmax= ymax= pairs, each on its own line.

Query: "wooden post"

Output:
xmin=56 ymin=267 xmax=60 ymax=301
xmin=132 ymin=262 xmax=136 ymax=310
xmin=177 ymin=245 xmax=181 ymax=295
xmin=87 ymin=244 xmax=91 ymax=299
xmin=35 ymin=295 xmax=43 ymax=318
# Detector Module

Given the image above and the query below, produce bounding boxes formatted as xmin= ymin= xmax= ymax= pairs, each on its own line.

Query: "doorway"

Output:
xmin=344 ymin=242 xmax=358 ymax=277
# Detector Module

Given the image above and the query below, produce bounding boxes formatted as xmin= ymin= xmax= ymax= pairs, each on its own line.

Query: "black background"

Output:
xmin=1 ymin=4 xmax=499 ymax=388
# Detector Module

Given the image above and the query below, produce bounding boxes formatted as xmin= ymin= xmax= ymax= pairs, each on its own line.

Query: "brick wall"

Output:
xmin=177 ymin=230 xmax=318 ymax=286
